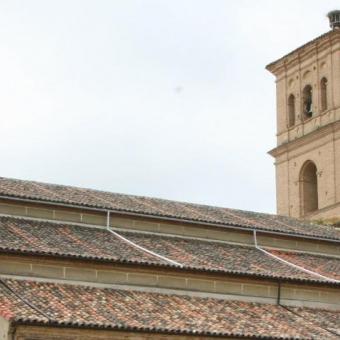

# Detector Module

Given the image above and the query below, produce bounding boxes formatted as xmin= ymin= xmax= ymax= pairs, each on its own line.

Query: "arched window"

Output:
xmin=300 ymin=161 xmax=318 ymax=216
xmin=302 ymin=85 xmax=313 ymax=119
xmin=287 ymin=94 xmax=295 ymax=127
xmin=320 ymin=77 xmax=328 ymax=112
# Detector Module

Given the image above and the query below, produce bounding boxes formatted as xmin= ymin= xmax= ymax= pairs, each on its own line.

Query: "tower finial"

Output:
xmin=327 ymin=10 xmax=340 ymax=30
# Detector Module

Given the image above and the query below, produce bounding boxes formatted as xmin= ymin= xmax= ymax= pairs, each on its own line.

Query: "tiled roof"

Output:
xmin=269 ymin=250 xmax=340 ymax=281
xmin=0 ymin=278 xmax=338 ymax=339
xmin=288 ymin=306 xmax=340 ymax=337
xmin=0 ymin=177 xmax=339 ymax=241
xmin=0 ymin=216 xmax=339 ymax=284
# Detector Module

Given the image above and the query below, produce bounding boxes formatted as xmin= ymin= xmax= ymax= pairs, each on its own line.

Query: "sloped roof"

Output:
xmin=0 ymin=216 xmax=339 ymax=285
xmin=0 ymin=278 xmax=338 ymax=339
xmin=270 ymin=250 xmax=340 ymax=281
xmin=0 ymin=177 xmax=339 ymax=241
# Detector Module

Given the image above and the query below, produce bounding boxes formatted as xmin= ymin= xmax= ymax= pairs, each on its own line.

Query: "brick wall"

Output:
xmin=269 ymin=30 xmax=340 ymax=220
xmin=13 ymin=325 xmax=231 ymax=340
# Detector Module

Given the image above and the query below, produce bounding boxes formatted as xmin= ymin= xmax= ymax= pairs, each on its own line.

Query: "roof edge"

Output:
xmin=1 ymin=248 xmax=339 ymax=287
xmin=1 ymin=194 xmax=340 ymax=244
xmin=266 ymin=30 xmax=338 ymax=75
xmin=11 ymin=319 xmax=284 ymax=339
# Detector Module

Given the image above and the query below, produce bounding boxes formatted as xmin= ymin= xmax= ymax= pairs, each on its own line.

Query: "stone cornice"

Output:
xmin=266 ymin=30 xmax=340 ymax=77
xmin=306 ymin=201 xmax=340 ymax=220
xmin=268 ymin=120 xmax=340 ymax=158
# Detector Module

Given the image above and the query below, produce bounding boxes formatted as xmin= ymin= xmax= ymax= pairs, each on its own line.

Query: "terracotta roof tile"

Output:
xmin=0 ymin=278 xmax=338 ymax=339
xmin=288 ymin=306 xmax=340 ymax=337
xmin=0 ymin=177 xmax=339 ymax=241
xmin=0 ymin=216 xmax=164 ymax=266
xmin=0 ymin=216 xmax=339 ymax=284
xmin=269 ymin=250 xmax=340 ymax=281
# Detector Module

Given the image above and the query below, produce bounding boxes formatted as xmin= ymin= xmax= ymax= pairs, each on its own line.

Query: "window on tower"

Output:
xmin=320 ymin=77 xmax=328 ymax=112
xmin=287 ymin=94 xmax=296 ymax=127
xmin=302 ymin=85 xmax=313 ymax=119
xmin=300 ymin=161 xmax=318 ymax=216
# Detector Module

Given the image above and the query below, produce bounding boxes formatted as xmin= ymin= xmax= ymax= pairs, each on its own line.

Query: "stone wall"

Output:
xmin=12 ymin=325 xmax=232 ymax=340
xmin=273 ymin=125 xmax=340 ymax=218
xmin=0 ymin=199 xmax=339 ymax=256
xmin=0 ymin=255 xmax=339 ymax=309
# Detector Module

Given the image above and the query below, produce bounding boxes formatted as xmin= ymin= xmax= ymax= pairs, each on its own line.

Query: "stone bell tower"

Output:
xmin=267 ymin=11 xmax=340 ymax=221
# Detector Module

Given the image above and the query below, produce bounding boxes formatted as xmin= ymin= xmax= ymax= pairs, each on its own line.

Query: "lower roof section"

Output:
xmin=0 ymin=216 xmax=339 ymax=285
xmin=0 ymin=278 xmax=339 ymax=339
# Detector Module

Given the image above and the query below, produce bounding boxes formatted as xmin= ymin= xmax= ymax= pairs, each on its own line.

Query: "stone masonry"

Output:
xmin=268 ymin=28 xmax=340 ymax=221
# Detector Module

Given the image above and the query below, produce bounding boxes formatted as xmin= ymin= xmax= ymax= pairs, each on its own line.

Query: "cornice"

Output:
xmin=268 ymin=120 xmax=340 ymax=158
xmin=266 ymin=30 xmax=340 ymax=77
xmin=306 ymin=201 xmax=340 ymax=220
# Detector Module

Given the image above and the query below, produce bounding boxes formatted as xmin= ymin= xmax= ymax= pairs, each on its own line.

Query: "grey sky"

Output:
xmin=0 ymin=0 xmax=338 ymax=213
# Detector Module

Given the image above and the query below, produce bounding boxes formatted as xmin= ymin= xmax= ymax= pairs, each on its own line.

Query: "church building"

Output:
xmin=0 ymin=10 xmax=339 ymax=340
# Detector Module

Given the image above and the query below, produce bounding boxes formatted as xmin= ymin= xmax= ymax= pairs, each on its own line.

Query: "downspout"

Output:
xmin=106 ymin=211 xmax=183 ymax=267
xmin=8 ymin=323 xmax=17 ymax=340
xmin=106 ymin=210 xmax=110 ymax=229
xmin=253 ymin=230 xmax=340 ymax=283
xmin=277 ymin=280 xmax=281 ymax=305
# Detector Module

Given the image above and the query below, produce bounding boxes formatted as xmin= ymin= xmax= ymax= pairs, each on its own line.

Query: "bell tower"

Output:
xmin=267 ymin=11 xmax=340 ymax=221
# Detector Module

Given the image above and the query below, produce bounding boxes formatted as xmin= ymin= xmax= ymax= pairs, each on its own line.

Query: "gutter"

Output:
xmin=10 ymin=319 xmax=299 ymax=339
xmin=0 ymin=195 xmax=339 ymax=245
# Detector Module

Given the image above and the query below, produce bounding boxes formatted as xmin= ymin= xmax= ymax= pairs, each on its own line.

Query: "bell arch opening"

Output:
xmin=302 ymin=85 xmax=313 ymax=119
xmin=287 ymin=94 xmax=296 ymax=127
xmin=320 ymin=77 xmax=328 ymax=112
xmin=299 ymin=161 xmax=318 ymax=216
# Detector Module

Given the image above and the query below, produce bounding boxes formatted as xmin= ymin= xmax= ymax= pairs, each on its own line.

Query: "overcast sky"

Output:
xmin=0 ymin=0 xmax=338 ymax=213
